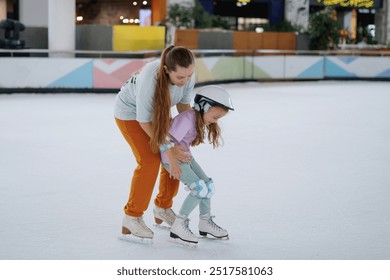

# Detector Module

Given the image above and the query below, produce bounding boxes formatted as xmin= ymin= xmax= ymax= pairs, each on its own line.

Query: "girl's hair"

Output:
xmin=150 ymin=45 xmax=195 ymax=153
xmin=192 ymin=107 xmax=227 ymax=148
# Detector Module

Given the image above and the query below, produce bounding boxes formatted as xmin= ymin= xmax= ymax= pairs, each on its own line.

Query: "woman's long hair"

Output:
xmin=150 ymin=45 xmax=195 ymax=153
xmin=192 ymin=108 xmax=226 ymax=148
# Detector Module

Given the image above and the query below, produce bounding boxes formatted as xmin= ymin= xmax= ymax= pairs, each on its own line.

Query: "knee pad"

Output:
xmin=205 ymin=179 xmax=215 ymax=199
xmin=186 ymin=180 xmax=208 ymax=198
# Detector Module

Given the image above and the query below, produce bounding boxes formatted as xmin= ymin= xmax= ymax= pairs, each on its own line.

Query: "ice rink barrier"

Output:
xmin=0 ymin=49 xmax=389 ymax=91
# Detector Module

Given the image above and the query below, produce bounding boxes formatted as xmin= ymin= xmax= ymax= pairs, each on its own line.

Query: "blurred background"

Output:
xmin=0 ymin=0 xmax=389 ymax=91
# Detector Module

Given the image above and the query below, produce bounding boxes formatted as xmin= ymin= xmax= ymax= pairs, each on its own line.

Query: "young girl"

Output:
xmin=160 ymin=85 xmax=234 ymax=246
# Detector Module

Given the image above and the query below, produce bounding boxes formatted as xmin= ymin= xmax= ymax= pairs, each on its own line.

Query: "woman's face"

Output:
xmin=166 ymin=64 xmax=195 ymax=87
xmin=202 ymin=106 xmax=228 ymax=126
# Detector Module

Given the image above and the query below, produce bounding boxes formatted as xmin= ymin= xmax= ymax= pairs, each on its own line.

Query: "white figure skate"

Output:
xmin=120 ymin=214 xmax=153 ymax=243
xmin=170 ymin=216 xmax=198 ymax=248
xmin=199 ymin=213 xmax=229 ymax=239
xmin=153 ymin=206 xmax=176 ymax=227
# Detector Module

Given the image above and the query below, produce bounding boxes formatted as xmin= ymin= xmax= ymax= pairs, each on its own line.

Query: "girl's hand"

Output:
xmin=170 ymin=145 xmax=191 ymax=163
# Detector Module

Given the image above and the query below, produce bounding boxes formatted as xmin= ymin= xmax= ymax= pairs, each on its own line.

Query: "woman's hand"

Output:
xmin=170 ymin=145 xmax=191 ymax=163
xmin=168 ymin=158 xmax=182 ymax=180
xmin=164 ymin=148 xmax=183 ymax=180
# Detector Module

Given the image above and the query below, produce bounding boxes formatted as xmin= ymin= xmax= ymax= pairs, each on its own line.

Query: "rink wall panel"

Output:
xmin=0 ymin=55 xmax=389 ymax=89
xmin=325 ymin=57 xmax=390 ymax=78
xmin=284 ymin=56 xmax=325 ymax=79
xmin=0 ymin=58 xmax=93 ymax=88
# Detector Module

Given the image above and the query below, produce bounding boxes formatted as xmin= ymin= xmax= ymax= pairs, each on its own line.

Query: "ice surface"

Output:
xmin=1 ymin=81 xmax=390 ymax=260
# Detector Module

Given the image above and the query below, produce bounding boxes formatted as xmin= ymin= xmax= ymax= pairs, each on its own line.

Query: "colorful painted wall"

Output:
xmin=0 ymin=55 xmax=389 ymax=89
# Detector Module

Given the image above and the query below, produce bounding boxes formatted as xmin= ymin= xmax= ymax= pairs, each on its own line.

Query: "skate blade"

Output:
xmin=199 ymin=234 xmax=229 ymax=241
xmin=119 ymin=234 xmax=153 ymax=245
xmin=169 ymin=237 xmax=198 ymax=248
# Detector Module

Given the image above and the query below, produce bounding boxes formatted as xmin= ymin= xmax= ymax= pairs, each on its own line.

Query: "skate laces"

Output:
xmin=162 ymin=208 xmax=175 ymax=220
xmin=166 ymin=208 xmax=175 ymax=217
xmin=208 ymin=216 xmax=223 ymax=231
xmin=182 ymin=218 xmax=195 ymax=236
xmin=136 ymin=217 xmax=152 ymax=233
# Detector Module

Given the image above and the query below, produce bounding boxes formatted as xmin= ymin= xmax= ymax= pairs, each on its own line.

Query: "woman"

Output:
xmin=114 ymin=45 xmax=195 ymax=240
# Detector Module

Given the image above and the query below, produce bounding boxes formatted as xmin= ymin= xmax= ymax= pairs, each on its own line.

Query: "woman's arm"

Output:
xmin=139 ymin=121 xmax=190 ymax=162
xmin=138 ymin=122 xmax=153 ymax=138
xmin=139 ymin=100 xmax=190 ymax=136
xmin=176 ymin=103 xmax=191 ymax=113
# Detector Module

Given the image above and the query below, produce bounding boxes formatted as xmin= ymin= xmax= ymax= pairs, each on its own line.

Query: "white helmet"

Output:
xmin=193 ymin=85 xmax=234 ymax=114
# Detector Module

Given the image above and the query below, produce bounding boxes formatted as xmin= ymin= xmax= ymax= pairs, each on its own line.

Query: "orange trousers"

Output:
xmin=115 ymin=118 xmax=180 ymax=217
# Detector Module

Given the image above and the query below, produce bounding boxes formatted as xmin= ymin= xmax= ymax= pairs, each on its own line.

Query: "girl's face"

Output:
xmin=166 ymin=64 xmax=195 ymax=87
xmin=202 ymin=106 xmax=228 ymax=126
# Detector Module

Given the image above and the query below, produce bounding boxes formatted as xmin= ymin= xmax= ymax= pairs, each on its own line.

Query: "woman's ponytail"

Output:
xmin=149 ymin=46 xmax=195 ymax=153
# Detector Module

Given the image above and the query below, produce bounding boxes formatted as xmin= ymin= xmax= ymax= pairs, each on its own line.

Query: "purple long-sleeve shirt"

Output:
xmin=161 ymin=109 xmax=197 ymax=164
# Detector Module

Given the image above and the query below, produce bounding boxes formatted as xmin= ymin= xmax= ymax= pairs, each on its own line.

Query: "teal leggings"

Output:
xmin=163 ymin=158 xmax=211 ymax=218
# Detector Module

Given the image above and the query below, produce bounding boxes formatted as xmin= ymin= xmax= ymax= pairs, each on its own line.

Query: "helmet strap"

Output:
xmin=203 ymin=103 xmax=212 ymax=113
xmin=194 ymin=99 xmax=212 ymax=116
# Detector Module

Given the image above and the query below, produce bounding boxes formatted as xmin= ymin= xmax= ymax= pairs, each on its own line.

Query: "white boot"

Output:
xmin=122 ymin=214 xmax=154 ymax=239
xmin=170 ymin=216 xmax=198 ymax=245
xmin=153 ymin=206 xmax=176 ymax=226
xmin=199 ymin=213 xmax=229 ymax=239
